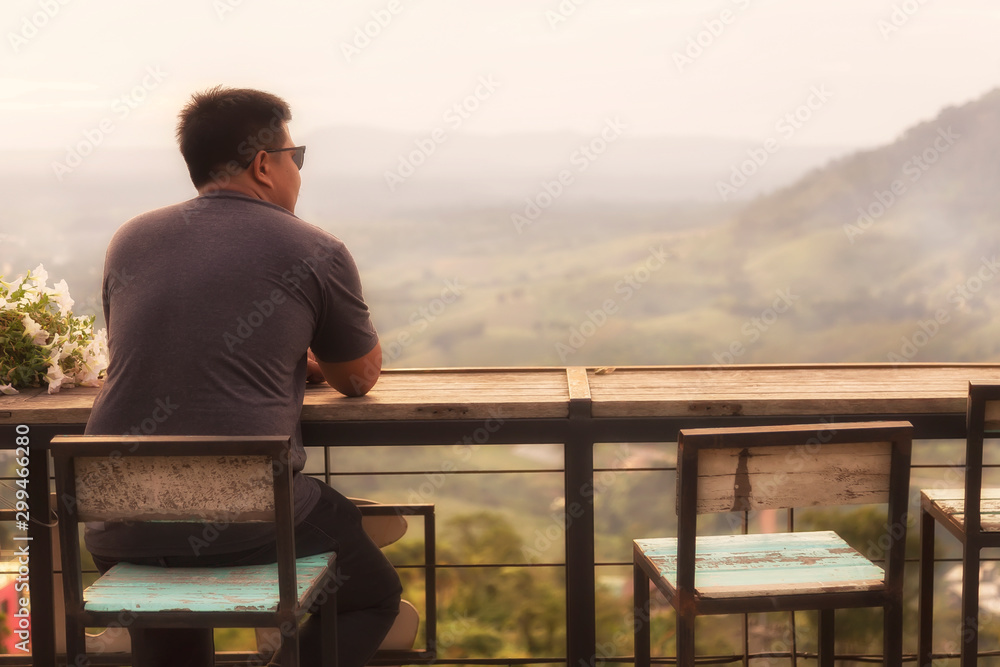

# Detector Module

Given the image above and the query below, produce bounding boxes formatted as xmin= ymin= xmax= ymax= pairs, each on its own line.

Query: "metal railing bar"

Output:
xmin=320 ymin=469 xmax=564 ymax=476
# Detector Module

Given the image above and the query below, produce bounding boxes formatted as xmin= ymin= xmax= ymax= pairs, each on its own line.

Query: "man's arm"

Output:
xmin=313 ymin=341 xmax=383 ymax=397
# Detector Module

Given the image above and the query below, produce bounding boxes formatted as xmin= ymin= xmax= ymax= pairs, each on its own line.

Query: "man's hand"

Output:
xmin=306 ymin=349 xmax=326 ymax=384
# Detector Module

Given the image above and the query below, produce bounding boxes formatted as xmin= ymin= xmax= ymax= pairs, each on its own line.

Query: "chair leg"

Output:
xmin=918 ymin=509 xmax=935 ymax=667
xmin=633 ymin=561 xmax=650 ymax=667
xmin=321 ymin=592 xmax=338 ymax=667
xmin=65 ymin=616 xmax=86 ymax=666
xmin=960 ymin=543 xmax=980 ymax=667
xmin=818 ymin=609 xmax=834 ymax=667
xmin=676 ymin=611 xmax=695 ymax=667
xmin=280 ymin=625 xmax=301 ymax=667
xmin=884 ymin=598 xmax=903 ymax=667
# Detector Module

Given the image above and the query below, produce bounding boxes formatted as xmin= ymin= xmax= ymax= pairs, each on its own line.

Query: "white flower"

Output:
xmin=45 ymin=363 xmax=68 ymax=394
xmin=46 ymin=279 xmax=75 ymax=314
xmin=21 ymin=314 xmax=49 ymax=345
xmin=87 ymin=328 xmax=109 ymax=363
xmin=75 ymin=367 xmax=102 ymax=387
xmin=0 ymin=383 xmax=18 ymax=396
xmin=2 ymin=265 xmax=109 ymax=393
xmin=29 ymin=264 xmax=48 ymax=291
xmin=52 ymin=342 xmax=72 ymax=362
xmin=75 ymin=354 xmax=104 ymax=386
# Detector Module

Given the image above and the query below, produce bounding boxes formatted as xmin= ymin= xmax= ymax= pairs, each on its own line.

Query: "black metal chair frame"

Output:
xmin=356 ymin=502 xmax=437 ymax=665
xmin=919 ymin=381 xmax=1000 ymax=667
xmin=634 ymin=421 xmax=913 ymax=667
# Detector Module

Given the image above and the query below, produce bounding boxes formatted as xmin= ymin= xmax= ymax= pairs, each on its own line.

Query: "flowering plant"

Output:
xmin=0 ymin=264 xmax=108 ymax=395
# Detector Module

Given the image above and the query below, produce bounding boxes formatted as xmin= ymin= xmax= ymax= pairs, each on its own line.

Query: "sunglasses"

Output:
xmin=242 ymin=145 xmax=306 ymax=170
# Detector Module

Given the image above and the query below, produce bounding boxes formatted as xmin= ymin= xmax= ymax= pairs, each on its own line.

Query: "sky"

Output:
xmin=2 ymin=0 xmax=1000 ymax=158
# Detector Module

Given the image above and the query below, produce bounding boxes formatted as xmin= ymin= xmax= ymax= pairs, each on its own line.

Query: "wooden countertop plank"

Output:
xmin=0 ymin=368 xmax=574 ymax=424
xmin=586 ymin=365 xmax=1000 ymax=416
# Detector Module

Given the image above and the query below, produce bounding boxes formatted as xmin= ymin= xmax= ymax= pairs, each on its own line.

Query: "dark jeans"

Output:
xmin=93 ymin=482 xmax=402 ymax=667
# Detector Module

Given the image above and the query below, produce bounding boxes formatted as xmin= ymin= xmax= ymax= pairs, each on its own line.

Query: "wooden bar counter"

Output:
xmin=5 ymin=363 xmax=1000 ymax=666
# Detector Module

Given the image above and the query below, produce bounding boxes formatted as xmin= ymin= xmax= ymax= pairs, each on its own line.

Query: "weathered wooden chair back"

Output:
xmin=682 ymin=423 xmax=896 ymax=516
xmin=69 ymin=452 xmax=278 ymax=523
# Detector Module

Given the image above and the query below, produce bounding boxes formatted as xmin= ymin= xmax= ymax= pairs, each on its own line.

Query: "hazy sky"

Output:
xmin=3 ymin=0 xmax=1000 ymax=156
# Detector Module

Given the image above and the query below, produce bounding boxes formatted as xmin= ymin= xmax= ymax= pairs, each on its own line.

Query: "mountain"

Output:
xmin=683 ymin=87 xmax=1000 ymax=365
xmin=737 ymin=88 xmax=1000 ymax=242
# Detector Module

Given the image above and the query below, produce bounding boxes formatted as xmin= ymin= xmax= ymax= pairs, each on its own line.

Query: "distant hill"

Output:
xmin=683 ymin=86 xmax=1000 ymax=364
xmin=737 ymin=87 xmax=1000 ymax=242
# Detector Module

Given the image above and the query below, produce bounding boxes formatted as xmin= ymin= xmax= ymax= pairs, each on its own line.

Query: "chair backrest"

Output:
xmin=51 ymin=435 xmax=292 ymax=522
xmin=71 ymin=453 xmax=277 ymax=522
xmin=673 ymin=421 xmax=913 ymax=595
xmin=681 ymin=423 xmax=903 ymax=515
xmin=964 ymin=382 xmax=1000 ymax=532
xmin=49 ymin=435 xmax=299 ymax=619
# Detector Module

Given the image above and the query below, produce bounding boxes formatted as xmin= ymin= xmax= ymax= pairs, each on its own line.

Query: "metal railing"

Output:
xmin=0 ymin=443 xmax=997 ymax=664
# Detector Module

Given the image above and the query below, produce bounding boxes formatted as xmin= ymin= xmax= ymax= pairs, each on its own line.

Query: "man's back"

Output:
xmin=85 ymin=190 xmax=378 ymax=557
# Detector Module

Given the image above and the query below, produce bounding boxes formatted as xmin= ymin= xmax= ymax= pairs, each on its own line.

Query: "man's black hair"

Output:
xmin=176 ymin=86 xmax=292 ymax=188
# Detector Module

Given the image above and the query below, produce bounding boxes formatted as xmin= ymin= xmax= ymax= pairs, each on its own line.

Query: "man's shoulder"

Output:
xmin=114 ymin=192 xmax=341 ymax=245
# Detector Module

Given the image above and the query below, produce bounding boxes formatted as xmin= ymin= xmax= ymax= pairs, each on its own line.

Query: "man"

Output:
xmin=84 ymin=86 xmax=400 ymax=666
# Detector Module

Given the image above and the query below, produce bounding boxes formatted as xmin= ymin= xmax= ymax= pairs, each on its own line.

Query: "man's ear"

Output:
xmin=249 ymin=151 xmax=276 ymax=189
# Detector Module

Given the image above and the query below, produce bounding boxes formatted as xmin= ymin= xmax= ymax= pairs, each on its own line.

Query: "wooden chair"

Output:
xmin=919 ymin=381 xmax=1000 ymax=667
xmin=52 ymin=496 xmax=437 ymax=663
xmin=633 ymin=421 xmax=912 ymax=667
xmin=256 ymin=499 xmax=437 ymax=665
xmin=352 ymin=501 xmax=437 ymax=665
xmin=49 ymin=434 xmax=339 ymax=667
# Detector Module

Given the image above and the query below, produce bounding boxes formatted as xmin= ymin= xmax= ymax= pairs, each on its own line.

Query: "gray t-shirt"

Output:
xmin=84 ymin=191 xmax=378 ymax=558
